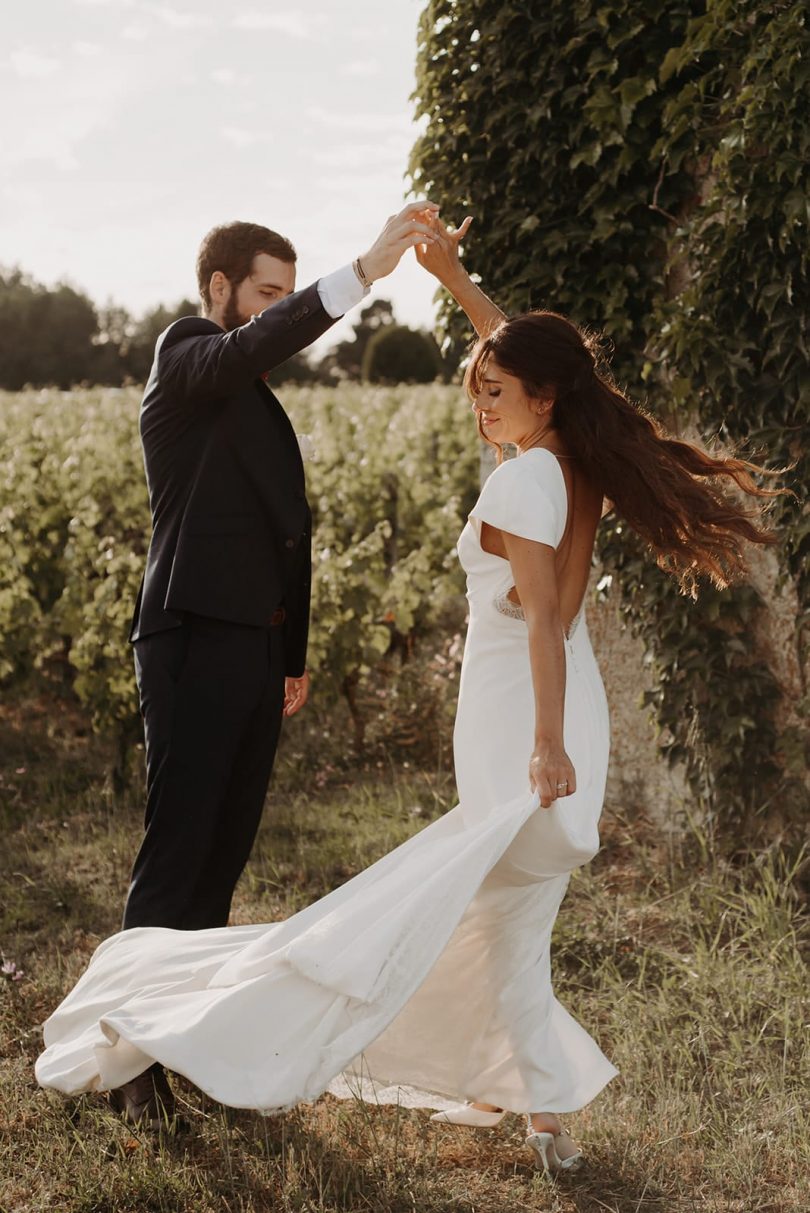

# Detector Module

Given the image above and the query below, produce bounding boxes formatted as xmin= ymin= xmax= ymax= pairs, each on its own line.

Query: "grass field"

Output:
xmin=1 ymin=696 xmax=808 ymax=1213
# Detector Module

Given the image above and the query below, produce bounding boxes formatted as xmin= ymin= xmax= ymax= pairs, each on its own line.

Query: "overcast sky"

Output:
xmin=2 ymin=0 xmax=444 ymax=351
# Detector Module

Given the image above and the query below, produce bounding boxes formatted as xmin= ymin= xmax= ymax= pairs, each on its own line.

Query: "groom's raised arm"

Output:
xmin=155 ymin=274 xmax=352 ymax=403
xmin=155 ymin=201 xmax=441 ymax=403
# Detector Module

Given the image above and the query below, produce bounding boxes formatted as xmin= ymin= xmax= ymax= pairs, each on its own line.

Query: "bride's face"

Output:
xmin=472 ymin=358 xmax=551 ymax=448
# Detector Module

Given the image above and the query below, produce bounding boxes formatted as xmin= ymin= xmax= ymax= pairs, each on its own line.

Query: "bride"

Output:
xmin=35 ymin=213 xmax=781 ymax=1174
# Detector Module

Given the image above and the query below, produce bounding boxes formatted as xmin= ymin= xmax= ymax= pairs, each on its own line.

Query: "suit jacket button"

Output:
xmin=285 ymin=538 xmax=295 ymax=549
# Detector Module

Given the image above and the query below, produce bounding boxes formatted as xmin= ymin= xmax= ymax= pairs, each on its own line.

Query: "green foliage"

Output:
xmin=361 ymin=324 xmax=444 ymax=384
xmin=410 ymin=0 xmax=808 ymax=829
xmin=651 ymin=0 xmax=809 ymax=593
xmin=410 ymin=1 xmax=696 ymax=358
xmin=0 ymin=384 xmax=478 ymax=750
xmin=0 ymin=388 xmax=150 ymax=730
xmin=287 ymin=382 xmax=479 ymax=698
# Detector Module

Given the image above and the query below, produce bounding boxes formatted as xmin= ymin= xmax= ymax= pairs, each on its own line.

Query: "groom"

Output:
xmin=112 ymin=202 xmax=438 ymax=1124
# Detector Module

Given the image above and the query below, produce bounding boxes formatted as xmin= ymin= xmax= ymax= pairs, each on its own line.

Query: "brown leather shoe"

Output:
xmin=107 ymin=1063 xmax=179 ymax=1127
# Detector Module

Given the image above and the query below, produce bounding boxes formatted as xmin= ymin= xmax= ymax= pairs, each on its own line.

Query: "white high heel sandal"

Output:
xmin=430 ymin=1102 xmax=507 ymax=1127
xmin=525 ymin=1118 xmax=584 ymax=1173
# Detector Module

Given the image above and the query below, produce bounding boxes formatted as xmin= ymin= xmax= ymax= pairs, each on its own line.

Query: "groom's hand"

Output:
xmin=283 ymin=671 xmax=310 ymax=717
xmin=360 ymin=201 xmax=440 ymax=282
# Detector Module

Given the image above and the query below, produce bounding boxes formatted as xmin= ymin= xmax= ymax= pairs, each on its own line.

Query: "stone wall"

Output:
xmin=583 ymin=566 xmax=691 ymax=829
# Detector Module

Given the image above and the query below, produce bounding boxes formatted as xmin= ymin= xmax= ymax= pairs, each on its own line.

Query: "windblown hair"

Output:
xmin=196 ymin=221 xmax=296 ymax=311
xmin=465 ymin=311 xmax=788 ymax=596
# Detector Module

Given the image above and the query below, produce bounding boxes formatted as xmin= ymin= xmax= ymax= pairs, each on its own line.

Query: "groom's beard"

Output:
xmin=223 ymin=291 xmax=247 ymax=332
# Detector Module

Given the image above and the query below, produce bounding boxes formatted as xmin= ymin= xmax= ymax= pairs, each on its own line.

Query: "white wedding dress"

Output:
xmin=36 ymin=448 xmax=618 ymax=1115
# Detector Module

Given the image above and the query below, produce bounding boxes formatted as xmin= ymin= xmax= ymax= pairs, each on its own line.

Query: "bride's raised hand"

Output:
xmin=414 ymin=213 xmax=473 ymax=287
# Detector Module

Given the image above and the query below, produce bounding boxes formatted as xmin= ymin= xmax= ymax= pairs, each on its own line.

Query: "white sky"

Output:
xmin=1 ymin=0 xmax=443 ymax=353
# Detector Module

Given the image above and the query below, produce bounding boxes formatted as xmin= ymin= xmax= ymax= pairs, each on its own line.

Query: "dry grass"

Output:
xmin=1 ymin=698 xmax=808 ymax=1213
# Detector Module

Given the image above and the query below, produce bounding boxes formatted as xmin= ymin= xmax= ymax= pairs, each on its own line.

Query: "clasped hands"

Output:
xmin=358 ymin=201 xmax=473 ymax=287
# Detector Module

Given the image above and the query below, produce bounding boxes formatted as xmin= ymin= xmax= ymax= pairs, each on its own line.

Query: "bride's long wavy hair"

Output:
xmin=464 ymin=311 xmax=788 ymax=596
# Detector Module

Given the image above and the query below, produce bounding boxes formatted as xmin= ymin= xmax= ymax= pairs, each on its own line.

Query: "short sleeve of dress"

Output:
xmin=469 ymin=450 xmax=567 ymax=549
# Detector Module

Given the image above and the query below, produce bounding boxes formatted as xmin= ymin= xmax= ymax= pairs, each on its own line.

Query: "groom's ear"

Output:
xmin=209 ymin=270 xmax=230 ymax=305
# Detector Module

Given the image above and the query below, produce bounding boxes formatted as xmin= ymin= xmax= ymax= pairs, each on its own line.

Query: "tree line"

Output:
xmin=0 ymin=268 xmax=449 ymax=390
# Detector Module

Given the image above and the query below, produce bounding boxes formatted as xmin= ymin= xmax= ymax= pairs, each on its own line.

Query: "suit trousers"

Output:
xmin=122 ymin=613 xmax=286 ymax=931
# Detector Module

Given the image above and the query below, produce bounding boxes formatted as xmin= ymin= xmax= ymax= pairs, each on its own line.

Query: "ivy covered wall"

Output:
xmin=410 ymin=0 xmax=808 ymax=837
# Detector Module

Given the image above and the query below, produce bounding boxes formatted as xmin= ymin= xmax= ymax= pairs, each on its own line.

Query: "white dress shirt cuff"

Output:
xmin=317 ymin=264 xmax=370 ymax=319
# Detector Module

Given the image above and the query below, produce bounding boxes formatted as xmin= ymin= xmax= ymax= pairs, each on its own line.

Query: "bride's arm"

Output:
xmin=414 ymin=215 xmax=506 ymax=338
xmin=501 ymin=531 xmax=577 ymax=809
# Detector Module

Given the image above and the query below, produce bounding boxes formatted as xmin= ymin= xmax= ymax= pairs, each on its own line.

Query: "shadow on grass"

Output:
xmin=47 ymin=1084 xmax=679 ymax=1213
xmin=564 ymin=1160 xmax=674 ymax=1213
xmin=0 ymin=697 xmax=109 ymax=830
xmin=0 ymin=862 xmax=115 ymax=946
xmin=47 ymin=1095 xmax=480 ymax=1213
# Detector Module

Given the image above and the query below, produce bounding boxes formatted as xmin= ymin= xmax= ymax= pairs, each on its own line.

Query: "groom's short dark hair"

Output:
xmin=196 ymin=222 xmax=297 ymax=309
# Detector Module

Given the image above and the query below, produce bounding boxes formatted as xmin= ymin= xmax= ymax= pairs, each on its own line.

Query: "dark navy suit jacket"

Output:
xmin=129 ymin=282 xmax=336 ymax=677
